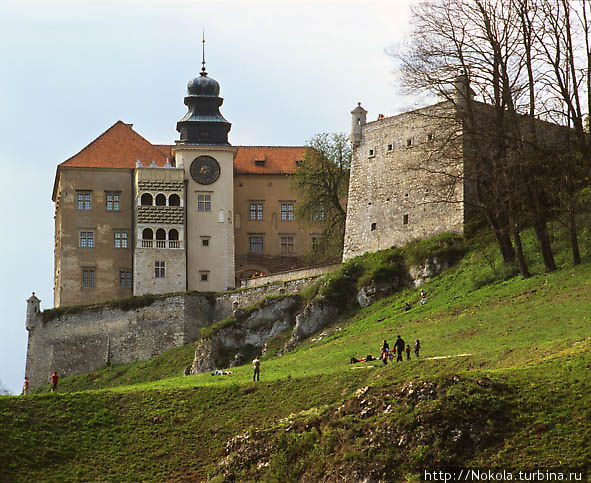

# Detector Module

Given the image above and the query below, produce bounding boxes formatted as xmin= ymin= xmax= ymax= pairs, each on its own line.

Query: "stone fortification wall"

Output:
xmin=344 ymin=102 xmax=465 ymax=260
xmin=25 ymin=272 xmax=323 ymax=390
xmin=239 ymin=264 xmax=339 ymax=288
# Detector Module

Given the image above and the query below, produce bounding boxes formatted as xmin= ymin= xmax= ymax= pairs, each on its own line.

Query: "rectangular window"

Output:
xmin=368 ymin=148 xmax=375 ymax=157
xmin=406 ymin=138 xmax=413 ymax=148
xmin=114 ymin=232 xmax=128 ymax=248
xmin=403 ymin=214 xmax=409 ymax=225
xmin=202 ymin=238 xmax=210 ymax=246
xmin=82 ymin=269 xmax=95 ymax=288
xmin=197 ymin=193 xmax=212 ymax=212
xmin=200 ymin=272 xmax=209 ymax=281
xmin=427 ymin=133 xmax=433 ymax=142
xmin=249 ymin=236 xmax=264 ymax=253
xmin=387 ymin=143 xmax=393 ymax=152
xmin=77 ymin=191 xmax=91 ymax=210
xmin=119 ymin=270 xmax=132 ymax=288
xmin=280 ymin=202 xmax=295 ymax=221
xmin=155 ymin=261 xmax=165 ymax=278
xmin=106 ymin=192 xmax=120 ymax=211
xmin=312 ymin=205 xmax=326 ymax=221
xmin=79 ymin=231 xmax=94 ymax=248
xmin=249 ymin=202 xmax=264 ymax=220
xmin=280 ymin=236 xmax=295 ymax=254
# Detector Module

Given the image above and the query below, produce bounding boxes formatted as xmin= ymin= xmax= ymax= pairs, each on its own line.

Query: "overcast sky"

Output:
xmin=0 ymin=0 xmax=422 ymax=394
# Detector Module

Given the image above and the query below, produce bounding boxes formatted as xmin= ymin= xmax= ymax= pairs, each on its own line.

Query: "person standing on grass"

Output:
xmin=50 ymin=371 xmax=59 ymax=392
xmin=22 ymin=376 xmax=29 ymax=395
xmin=252 ymin=356 xmax=260 ymax=382
xmin=415 ymin=339 xmax=421 ymax=357
xmin=381 ymin=340 xmax=390 ymax=365
xmin=395 ymin=335 xmax=405 ymax=362
xmin=406 ymin=344 xmax=411 ymax=360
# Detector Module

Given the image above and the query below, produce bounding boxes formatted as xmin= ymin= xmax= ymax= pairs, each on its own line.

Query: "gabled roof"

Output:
xmin=233 ymin=146 xmax=308 ymax=175
xmin=59 ymin=121 xmax=169 ymax=169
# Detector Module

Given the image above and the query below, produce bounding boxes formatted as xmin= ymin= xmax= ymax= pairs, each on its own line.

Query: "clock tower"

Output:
xmin=173 ymin=51 xmax=237 ymax=291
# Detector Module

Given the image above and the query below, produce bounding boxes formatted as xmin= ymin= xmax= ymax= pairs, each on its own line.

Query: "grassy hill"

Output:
xmin=1 ymin=225 xmax=590 ymax=482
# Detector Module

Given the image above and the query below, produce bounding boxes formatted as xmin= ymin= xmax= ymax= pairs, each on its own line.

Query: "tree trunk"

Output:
xmin=533 ymin=220 xmax=557 ymax=272
xmin=512 ymin=226 xmax=530 ymax=279
xmin=568 ymin=197 xmax=581 ymax=265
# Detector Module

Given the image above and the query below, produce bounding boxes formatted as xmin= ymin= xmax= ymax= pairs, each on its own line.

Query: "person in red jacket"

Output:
xmin=23 ymin=376 xmax=29 ymax=395
xmin=50 ymin=371 xmax=59 ymax=392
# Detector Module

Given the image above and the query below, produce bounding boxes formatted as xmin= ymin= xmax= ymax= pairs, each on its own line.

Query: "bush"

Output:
xmin=402 ymin=233 xmax=464 ymax=266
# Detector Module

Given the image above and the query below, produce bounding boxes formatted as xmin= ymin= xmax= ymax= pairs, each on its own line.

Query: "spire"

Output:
xmin=201 ymin=30 xmax=207 ymax=77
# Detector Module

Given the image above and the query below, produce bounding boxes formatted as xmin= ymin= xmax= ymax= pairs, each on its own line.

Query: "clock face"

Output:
xmin=190 ymin=156 xmax=221 ymax=185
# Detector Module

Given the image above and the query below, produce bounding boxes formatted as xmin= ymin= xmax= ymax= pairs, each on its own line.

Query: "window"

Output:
xmin=406 ymin=138 xmax=413 ymax=148
xmin=280 ymin=202 xmax=294 ymax=221
xmin=249 ymin=236 xmax=264 ymax=253
xmin=106 ymin=192 xmax=120 ymax=211
xmin=169 ymin=194 xmax=180 ymax=206
xmin=371 ymin=223 xmax=377 ymax=231
xmin=403 ymin=214 xmax=409 ymax=225
xmin=201 ymin=237 xmax=210 ymax=246
xmin=114 ymin=232 xmax=128 ymax=248
xmin=427 ymin=133 xmax=433 ymax=142
xmin=312 ymin=205 xmax=326 ymax=221
xmin=119 ymin=270 xmax=132 ymax=288
xmin=155 ymin=194 xmax=166 ymax=206
xmin=79 ymin=231 xmax=94 ymax=248
xmin=368 ymin=148 xmax=375 ymax=157
xmin=197 ymin=193 xmax=211 ymax=212
xmin=200 ymin=272 xmax=209 ymax=281
xmin=141 ymin=193 xmax=153 ymax=206
xmin=249 ymin=202 xmax=263 ymax=220
xmin=142 ymin=228 xmax=153 ymax=248
xmin=254 ymin=159 xmax=265 ymax=166
xmin=280 ymin=236 xmax=295 ymax=254
xmin=156 ymin=229 xmax=166 ymax=248
xmin=82 ymin=269 xmax=95 ymax=288
xmin=387 ymin=143 xmax=393 ymax=152
xmin=155 ymin=261 xmax=165 ymax=278
xmin=77 ymin=191 xmax=91 ymax=210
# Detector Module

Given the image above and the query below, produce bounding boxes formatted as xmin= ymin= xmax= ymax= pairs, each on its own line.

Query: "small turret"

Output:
xmin=26 ymin=292 xmax=41 ymax=331
xmin=454 ymin=75 xmax=475 ymax=108
xmin=351 ymin=102 xmax=367 ymax=147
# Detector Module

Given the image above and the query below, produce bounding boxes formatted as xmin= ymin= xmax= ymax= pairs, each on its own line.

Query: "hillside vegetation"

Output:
xmin=1 ymin=223 xmax=590 ymax=482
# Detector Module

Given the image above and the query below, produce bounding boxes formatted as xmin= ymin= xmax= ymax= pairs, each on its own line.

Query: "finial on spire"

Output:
xmin=200 ymin=30 xmax=207 ymax=76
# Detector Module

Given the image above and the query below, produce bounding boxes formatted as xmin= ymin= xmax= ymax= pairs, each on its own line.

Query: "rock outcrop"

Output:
xmin=190 ymin=296 xmax=300 ymax=373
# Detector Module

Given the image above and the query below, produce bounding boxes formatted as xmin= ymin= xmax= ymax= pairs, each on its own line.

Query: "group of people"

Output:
xmin=404 ymin=289 xmax=428 ymax=311
xmin=380 ymin=336 xmax=421 ymax=364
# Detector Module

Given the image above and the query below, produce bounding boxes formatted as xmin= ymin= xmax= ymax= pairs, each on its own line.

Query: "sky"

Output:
xmin=0 ymin=0 xmax=421 ymax=394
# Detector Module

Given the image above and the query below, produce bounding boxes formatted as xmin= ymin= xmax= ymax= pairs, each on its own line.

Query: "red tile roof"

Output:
xmin=59 ymin=121 xmax=169 ymax=169
xmin=233 ymin=146 xmax=308 ymax=175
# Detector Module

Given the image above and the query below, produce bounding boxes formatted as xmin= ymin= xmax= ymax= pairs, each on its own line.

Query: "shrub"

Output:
xmin=402 ymin=233 xmax=464 ymax=267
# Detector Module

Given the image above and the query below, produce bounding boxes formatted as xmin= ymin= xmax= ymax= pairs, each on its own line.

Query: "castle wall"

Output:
xmin=344 ymin=102 xmax=465 ymax=260
xmin=25 ymin=272 xmax=323 ymax=390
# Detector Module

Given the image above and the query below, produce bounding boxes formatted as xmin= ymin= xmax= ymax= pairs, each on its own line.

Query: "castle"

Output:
xmin=51 ymin=60 xmax=319 ymax=308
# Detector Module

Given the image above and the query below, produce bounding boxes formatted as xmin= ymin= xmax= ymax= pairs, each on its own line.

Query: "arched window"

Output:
xmin=141 ymin=193 xmax=153 ymax=206
xmin=142 ymin=228 xmax=153 ymax=248
xmin=169 ymin=229 xmax=179 ymax=241
xmin=155 ymin=194 xmax=166 ymax=206
xmin=169 ymin=194 xmax=180 ymax=206
xmin=156 ymin=228 xmax=166 ymax=248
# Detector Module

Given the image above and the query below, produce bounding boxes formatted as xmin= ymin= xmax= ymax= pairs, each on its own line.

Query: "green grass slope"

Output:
xmin=1 ymin=227 xmax=590 ymax=482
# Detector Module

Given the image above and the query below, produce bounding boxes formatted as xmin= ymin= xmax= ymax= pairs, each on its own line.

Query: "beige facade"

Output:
xmin=175 ymin=145 xmax=237 ymax=292
xmin=53 ymin=167 xmax=134 ymax=306
xmin=134 ymin=165 xmax=186 ymax=295
xmin=234 ymin=173 xmax=314 ymax=279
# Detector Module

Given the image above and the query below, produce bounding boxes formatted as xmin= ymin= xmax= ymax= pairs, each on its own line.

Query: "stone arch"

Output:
xmin=169 ymin=228 xmax=179 ymax=241
xmin=169 ymin=193 xmax=180 ymax=206
xmin=156 ymin=228 xmax=166 ymax=240
xmin=141 ymin=193 xmax=153 ymax=206
xmin=155 ymin=193 xmax=166 ymax=206
xmin=142 ymin=228 xmax=153 ymax=240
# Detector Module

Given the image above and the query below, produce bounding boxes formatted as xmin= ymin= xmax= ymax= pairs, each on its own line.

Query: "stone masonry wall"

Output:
xmin=25 ymin=273 xmax=324 ymax=390
xmin=344 ymin=102 xmax=465 ymax=260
